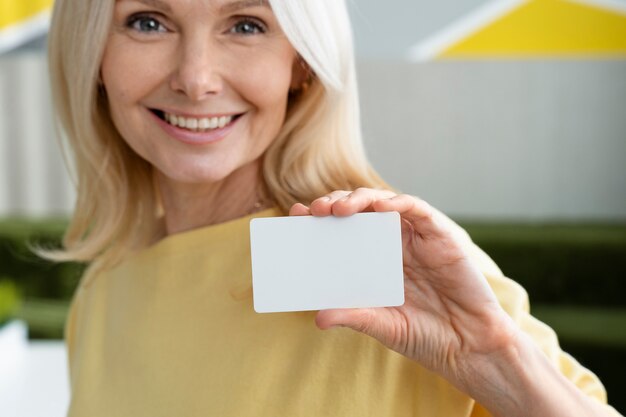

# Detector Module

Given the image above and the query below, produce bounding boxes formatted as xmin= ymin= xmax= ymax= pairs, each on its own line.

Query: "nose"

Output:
xmin=169 ymin=37 xmax=224 ymax=101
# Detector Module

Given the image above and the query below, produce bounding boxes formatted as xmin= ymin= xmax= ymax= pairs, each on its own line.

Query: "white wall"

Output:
xmin=0 ymin=52 xmax=75 ymax=217
xmin=359 ymin=59 xmax=626 ymax=220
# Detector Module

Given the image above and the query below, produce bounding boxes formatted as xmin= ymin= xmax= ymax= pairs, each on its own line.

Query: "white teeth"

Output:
xmin=163 ymin=112 xmax=234 ymax=132
xmin=199 ymin=118 xmax=210 ymax=129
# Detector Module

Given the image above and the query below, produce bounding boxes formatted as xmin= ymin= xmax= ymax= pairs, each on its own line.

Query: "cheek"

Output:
xmin=235 ymin=53 xmax=294 ymax=112
xmin=100 ymin=40 xmax=165 ymax=149
xmin=102 ymin=52 xmax=139 ymax=132
xmin=101 ymin=38 xmax=168 ymax=107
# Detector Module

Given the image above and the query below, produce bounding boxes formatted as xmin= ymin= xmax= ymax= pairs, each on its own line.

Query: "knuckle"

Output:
xmin=330 ymin=190 xmax=349 ymax=197
xmin=329 ymin=190 xmax=351 ymax=201
xmin=397 ymin=194 xmax=414 ymax=203
xmin=353 ymin=318 xmax=370 ymax=333
xmin=419 ymin=199 xmax=434 ymax=212
xmin=406 ymin=194 xmax=422 ymax=203
xmin=353 ymin=310 xmax=375 ymax=333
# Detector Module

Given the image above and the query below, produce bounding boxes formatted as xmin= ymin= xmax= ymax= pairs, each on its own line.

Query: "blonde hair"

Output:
xmin=45 ymin=0 xmax=388 ymax=272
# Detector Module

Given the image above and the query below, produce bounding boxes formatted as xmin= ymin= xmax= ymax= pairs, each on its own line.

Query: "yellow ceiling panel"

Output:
xmin=0 ymin=0 xmax=53 ymax=30
xmin=440 ymin=0 xmax=626 ymax=58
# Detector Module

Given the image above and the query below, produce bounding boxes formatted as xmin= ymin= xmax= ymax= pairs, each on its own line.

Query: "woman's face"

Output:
xmin=101 ymin=0 xmax=300 ymax=184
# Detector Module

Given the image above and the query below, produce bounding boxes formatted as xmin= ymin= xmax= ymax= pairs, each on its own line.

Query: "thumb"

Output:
xmin=316 ymin=308 xmax=382 ymax=337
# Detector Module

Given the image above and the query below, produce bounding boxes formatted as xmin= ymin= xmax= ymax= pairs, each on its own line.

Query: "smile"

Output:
xmin=151 ymin=109 xmax=240 ymax=132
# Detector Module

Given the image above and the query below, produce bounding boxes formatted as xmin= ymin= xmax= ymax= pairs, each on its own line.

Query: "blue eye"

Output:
xmin=231 ymin=19 xmax=266 ymax=35
xmin=127 ymin=15 xmax=167 ymax=33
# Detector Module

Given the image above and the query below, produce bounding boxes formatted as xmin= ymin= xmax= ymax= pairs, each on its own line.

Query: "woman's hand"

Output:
xmin=290 ymin=189 xmax=613 ymax=417
xmin=290 ymin=189 xmax=517 ymax=382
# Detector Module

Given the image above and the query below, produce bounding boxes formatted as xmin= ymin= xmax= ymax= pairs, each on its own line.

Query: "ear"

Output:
xmin=290 ymin=55 xmax=310 ymax=91
xmin=97 ymin=69 xmax=107 ymax=96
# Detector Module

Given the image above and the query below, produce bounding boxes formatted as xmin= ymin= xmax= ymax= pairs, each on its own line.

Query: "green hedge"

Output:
xmin=0 ymin=217 xmax=84 ymax=337
xmin=0 ymin=220 xmax=83 ymax=296
xmin=463 ymin=223 xmax=626 ymax=307
xmin=1 ymin=218 xmax=625 ymax=412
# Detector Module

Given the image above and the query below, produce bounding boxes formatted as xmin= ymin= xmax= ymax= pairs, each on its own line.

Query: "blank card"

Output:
xmin=250 ymin=212 xmax=405 ymax=313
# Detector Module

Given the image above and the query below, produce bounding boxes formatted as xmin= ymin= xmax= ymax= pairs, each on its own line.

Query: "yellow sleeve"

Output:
xmin=466 ymin=242 xmax=622 ymax=416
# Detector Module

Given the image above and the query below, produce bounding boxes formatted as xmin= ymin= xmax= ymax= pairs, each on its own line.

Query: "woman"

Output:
xmin=46 ymin=0 xmax=619 ymax=416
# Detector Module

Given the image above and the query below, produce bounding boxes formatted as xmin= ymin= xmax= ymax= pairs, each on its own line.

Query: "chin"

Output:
xmin=152 ymin=159 xmax=229 ymax=183
xmin=168 ymin=169 xmax=235 ymax=185
xmin=155 ymin=151 xmax=262 ymax=186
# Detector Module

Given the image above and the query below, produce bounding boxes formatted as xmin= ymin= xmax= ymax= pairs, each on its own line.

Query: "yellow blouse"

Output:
xmin=65 ymin=208 xmax=616 ymax=416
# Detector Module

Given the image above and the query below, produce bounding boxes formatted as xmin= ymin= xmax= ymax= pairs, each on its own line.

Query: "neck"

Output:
xmin=156 ymin=159 xmax=271 ymax=236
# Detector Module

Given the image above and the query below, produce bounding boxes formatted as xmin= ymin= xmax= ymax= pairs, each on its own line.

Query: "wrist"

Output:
xmin=457 ymin=328 xmax=606 ymax=417
xmin=453 ymin=321 xmax=527 ymax=415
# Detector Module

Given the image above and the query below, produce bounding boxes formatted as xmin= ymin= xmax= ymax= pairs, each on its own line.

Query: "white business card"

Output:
xmin=250 ymin=212 xmax=405 ymax=313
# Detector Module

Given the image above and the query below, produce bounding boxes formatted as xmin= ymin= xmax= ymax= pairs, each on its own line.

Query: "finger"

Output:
xmin=289 ymin=203 xmax=311 ymax=216
xmin=373 ymin=194 xmax=443 ymax=238
xmin=309 ymin=190 xmax=352 ymax=216
xmin=330 ymin=188 xmax=397 ymax=217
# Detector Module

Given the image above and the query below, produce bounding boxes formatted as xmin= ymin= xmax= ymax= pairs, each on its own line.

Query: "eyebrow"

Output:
xmin=121 ymin=0 xmax=269 ymax=14
xmin=219 ymin=0 xmax=269 ymax=14
xmin=128 ymin=0 xmax=173 ymax=13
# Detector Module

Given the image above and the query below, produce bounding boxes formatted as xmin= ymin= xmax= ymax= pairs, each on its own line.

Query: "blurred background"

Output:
xmin=1 ymin=0 xmax=625 ymax=415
